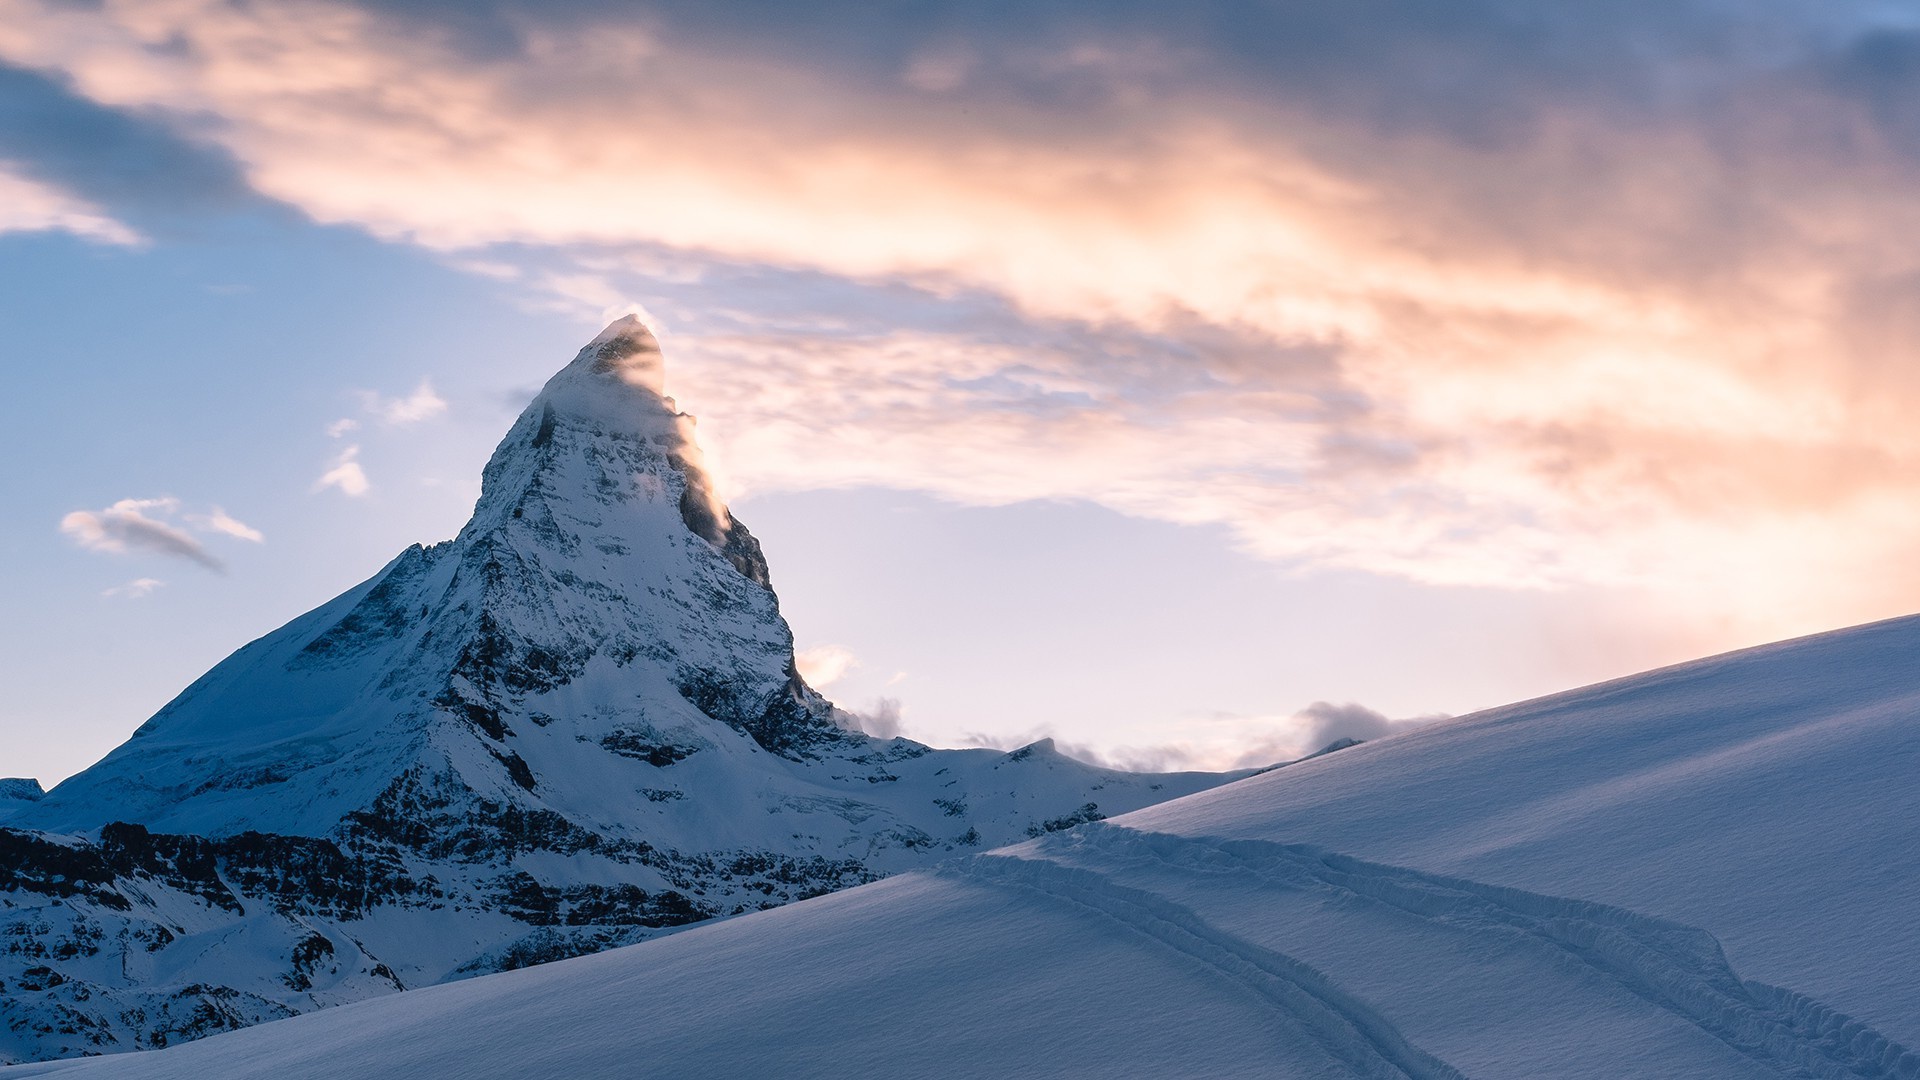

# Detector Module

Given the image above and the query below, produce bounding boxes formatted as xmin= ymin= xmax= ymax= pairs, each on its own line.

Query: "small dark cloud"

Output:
xmin=1293 ymin=700 xmax=1447 ymax=751
xmin=59 ymin=499 xmax=225 ymax=572
xmin=833 ymin=697 xmax=904 ymax=740
xmin=1212 ymin=702 xmax=1451 ymax=768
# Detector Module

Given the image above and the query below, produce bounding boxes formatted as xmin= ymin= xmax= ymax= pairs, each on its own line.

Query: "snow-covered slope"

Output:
xmin=0 ymin=319 xmax=1245 ymax=1064
xmin=14 ymin=614 xmax=1917 ymax=1079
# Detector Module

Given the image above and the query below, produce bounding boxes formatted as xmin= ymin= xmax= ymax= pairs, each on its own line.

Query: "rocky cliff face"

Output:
xmin=0 ymin=319 xmax=1250 ymax=1064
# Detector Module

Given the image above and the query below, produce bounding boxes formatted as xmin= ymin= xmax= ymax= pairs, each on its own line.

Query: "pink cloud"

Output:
xmin=8 ymin=1 xmax=1920 ymax=641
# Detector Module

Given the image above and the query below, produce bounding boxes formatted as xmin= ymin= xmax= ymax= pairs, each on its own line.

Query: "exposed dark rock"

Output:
xmin=530 ymin=402 xmax=558 ymax=448
xmin=492 ymin=875 xmax=709 ymax=928
xmin=674 ymin=667 xmax=848 ymax=759
xmin=0 ymin=830 xmax=128 ymax=909
xmin=598 ymin=731 xmax=697 ymax=766
xmin=284 ymin=933 xmax=336 ymax=992
xmin=1026 ymin=803 xmax=1106 ymax=837
xmin=292 ymin=545 xmax=434 ymax=666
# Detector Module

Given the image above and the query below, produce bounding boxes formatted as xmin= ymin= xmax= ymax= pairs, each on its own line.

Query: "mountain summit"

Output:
xmin=23 ymin=315 xmax=829 ymax=841
xmin=0 ymin=321 xmax=1250 ymax=1064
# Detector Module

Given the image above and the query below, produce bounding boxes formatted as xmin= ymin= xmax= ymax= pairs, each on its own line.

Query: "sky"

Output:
xmin=5 ymin=0 xmax=1920 ymax=785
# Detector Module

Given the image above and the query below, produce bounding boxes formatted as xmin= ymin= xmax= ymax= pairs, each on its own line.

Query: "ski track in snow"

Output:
xmin=950 ymin=850 xmax=1467 ymax=1080
xmin=968 ymin=824 xmax=1920 ymax=1080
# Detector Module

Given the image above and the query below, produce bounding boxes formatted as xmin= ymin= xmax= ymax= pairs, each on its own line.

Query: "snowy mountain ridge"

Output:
xmin=11 ymin=612 xmax=1916 ymax=1079
xmin=0 ymin=319 xmax=1248 ymax=1064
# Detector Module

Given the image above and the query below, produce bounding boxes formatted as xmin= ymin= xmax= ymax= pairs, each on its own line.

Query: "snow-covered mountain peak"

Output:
xmin=556 ymin=315 xmax=668 ymax=399
xmin=18 ymin=322 xmax=838 ymax=841
xmin=576 ymin=313 xmax=666 ymax=393
xmin=475 ymin=317 xmax=749 ymax=581
xmin=0 ymin=321 xmax=1248 ymax=1064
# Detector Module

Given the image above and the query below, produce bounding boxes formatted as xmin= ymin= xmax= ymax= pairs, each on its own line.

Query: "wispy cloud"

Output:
xmin=795 ymin=644 xmax=859 ymax=690
xmin=101 ymin=577 xmax=164 ymax=599
xmin=314 ymin=445 xmax=370 ymax=497
xmin=60 ymin=498 xmax=222 ymax=570
xmin=11 ymin=1 xmax=1920 ymax=639
xmin=0 ymin=162 xmax=138 ymax=244
xmin=1286 ymin=702 xmax=1446 ymax=755
xmin=324 ymin=417 xmax=360 ymax=438
xmin=198 ymin=507 xmax=264 ymax=543
xmin=834 ymin=697 xmax=905 ymax=740
xmin=358 ymin=380 xmax=447 ymax=426
xmin=963 ymin=700 xmax=1447 ymax=773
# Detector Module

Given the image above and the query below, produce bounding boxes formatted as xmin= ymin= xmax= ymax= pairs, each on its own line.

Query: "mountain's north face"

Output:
xmin=0 ymin=319 xmax=1248 ymax=1064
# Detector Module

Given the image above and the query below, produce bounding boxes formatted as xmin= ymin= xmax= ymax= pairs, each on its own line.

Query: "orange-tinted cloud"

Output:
xmin=7 ymin=0 xmax=1920 ymax=642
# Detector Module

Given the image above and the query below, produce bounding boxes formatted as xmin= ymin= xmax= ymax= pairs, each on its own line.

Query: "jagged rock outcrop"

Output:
xmin=0 ymin=319 xmax=1249 ymax=1064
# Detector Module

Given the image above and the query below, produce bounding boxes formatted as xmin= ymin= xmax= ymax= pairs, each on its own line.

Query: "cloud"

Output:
xmin=315 ymin=445 xmax=371 ymax=496
xmin=957 ymin=727 xmax=1232 ymax=773
xmin=0 ymin=162 xmax=138 ymax=244
xmin=359 ymin=380 xmax=447 ymax=426
xmin=1290 ymin=701 xmax=1444 ymax=752
xmin=795 ymin=644 xmax=859 ymax=689
xmin=443 ymin=257 xmax=522 ymax=281
xmin=199 ymin=507 xmax=264 ymax=543
xmin=833 ymin=697 xmax=905 ymax=740
xmin=325 ymin=417 xmax=360 ymax=438
xmin=959 ymin=701 xmax=1447 ymax=773
xmin=0 ymin=59 xmax=256 ymax=222
xmin=60 ymin=498 xmax=223 ymax=570
xmin=1202 ymin=703 xmax=1449 ymax=767
xmin=101 ymin=577 xmax=164 ymax=599
xmin=10 ymin=1 xmax=1920 ymax=640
